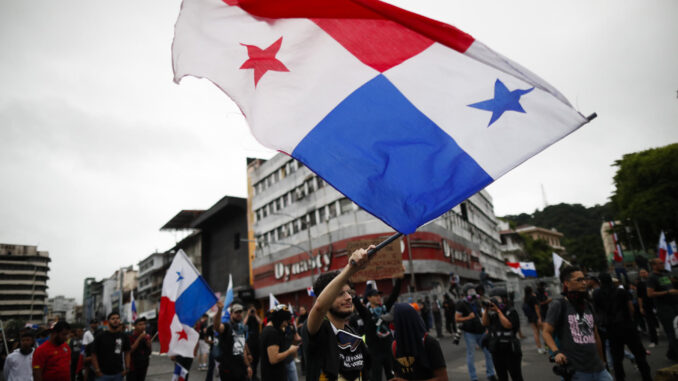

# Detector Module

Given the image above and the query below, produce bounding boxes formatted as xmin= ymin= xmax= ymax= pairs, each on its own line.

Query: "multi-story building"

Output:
xmin=499 ymin=221 xmax=566 ymax=263
xmin=137 ymin=251 xmax=173 ymax=320
xmin=161 ymin=196 xmax=251 ymax=300
xmin=46 ymin=295 xmax=77 ymax=323
xmin=247 ymin=155 xmax=506 ymax=308
xmin=0 ymin=243 xmax=50 ymax=323
xmin=84 ymin=278 xmax=104 ymax=323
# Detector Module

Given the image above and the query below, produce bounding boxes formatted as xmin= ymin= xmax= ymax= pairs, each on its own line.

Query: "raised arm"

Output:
xmin=306 ymin=246 xmax=374 ymax=335
xmin=384 ymin=276 xmax=404 ymax=310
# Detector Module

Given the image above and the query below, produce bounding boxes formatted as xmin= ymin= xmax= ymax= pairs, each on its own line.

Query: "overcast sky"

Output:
xmin=1 ymin=0 xmax=676 ymax=303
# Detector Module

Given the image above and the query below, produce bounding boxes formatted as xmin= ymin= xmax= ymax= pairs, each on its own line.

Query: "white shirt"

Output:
xmin=82 ymin=330 xmax=95 ymax=346
xmin=3 ymin=348 xmax=34 ymax=381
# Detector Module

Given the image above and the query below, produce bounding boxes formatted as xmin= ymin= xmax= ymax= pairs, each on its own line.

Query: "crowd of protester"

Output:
xmin=3 ymin=247 xmax=677 ymax=381
xmin=1 ymin=311 xmax=152 ymax=381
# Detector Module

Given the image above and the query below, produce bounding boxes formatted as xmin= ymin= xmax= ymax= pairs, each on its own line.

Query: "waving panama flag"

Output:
xmin=130 ymin=290 xmax=138 ymax=322
xmin=221 ymin=274 xmax=234 ymax=323
xmin=173 ymin=0 xmax=592 ymax=234
xmin=159 ymin=250 xmax=217 ymax=357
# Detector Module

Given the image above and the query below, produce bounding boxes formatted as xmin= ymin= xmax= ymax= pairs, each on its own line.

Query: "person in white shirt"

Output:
xmin=3 ymin=330 xmax=35 ymax=381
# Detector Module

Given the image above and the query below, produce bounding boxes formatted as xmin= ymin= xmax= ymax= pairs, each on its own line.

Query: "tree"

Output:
xmin=503 ymin=202 xmax=614 ymax=271
xmin=611 ymin=143 xmax=678 ymax=244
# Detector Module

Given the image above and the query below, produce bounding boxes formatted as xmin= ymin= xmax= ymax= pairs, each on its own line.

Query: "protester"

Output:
xmin=456 ymin=284 xmax=496 ymax=381
xmin=480 ymin=267 xmax=493 ymax=289
xmin=32 ymin=321 xmax=71 ymax=381
xmin=363 ymin=275 xmax=402 ymax=381
xmin=301 ymin=246 xmax=373 ymax=381
xmin=91 ymin=311 xmax=131 ymax=380
xmin=295 ymin=306 xmax=308 ymax=373
xmin=244 ymin=304 xmax=262 ymax=381
xmin=482 ymin=288 xmax=523 ymax=381
xmin=432 ymin=295 xmax=444 ymax=338
xmin=522 ymin=286 xmax=545 ymax=354
xmin=542 ymin=266 xmax=612 ymax=381
xmin=196 ymin=314 xmax=210 ymax=371
xmin=3 ymin=329 xmax=34 ymax=381
xmin=442 ymin=294 xmax=457 ymax=335
xmin=214 ymin=301 xmax=252 ymax=381
xmin=647 ymin=257 xmax=678 ymax=362
xmin=69 ymin=327 xmax=84 ymax=381
xmin=594 ymin=273 xmax=652 ymax=381
xmin=82 ymin=320 xmax=100 ymax=381
xmin=535 ymin=282 xmax=552 ymax=323
xmin=282 ymin=310 xmax=300 ymax=381
xmin=127 ymin=317 xmax=151 ymax=381
xmin=636 ymin=268 xmax=659 ymax=348
xmin=389 ymin=303 xmax=447 ymax=381
xmin=260 ymin=306 xmax=297 ymax=381
xmin=204 ymin=319 xmax=217 ymax=381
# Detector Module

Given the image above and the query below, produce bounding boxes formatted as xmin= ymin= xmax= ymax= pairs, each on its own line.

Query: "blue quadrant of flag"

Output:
xmin=293 ymin=74 xmax=493 ymax=234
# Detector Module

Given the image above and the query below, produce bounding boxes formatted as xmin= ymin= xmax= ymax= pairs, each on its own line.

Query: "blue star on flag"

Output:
xmin=468 ymin=79 xmax=534 ymax=126
xmin=176 ymin=271 xmax=184 ymax=282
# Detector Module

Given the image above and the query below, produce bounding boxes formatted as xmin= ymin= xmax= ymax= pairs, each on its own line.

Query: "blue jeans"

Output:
xmin=571 ymin=369 xmax=613 ymax=381
xmin=463 ymin=332 xmax=495 ymax=381
xmin=96 ymin=374 xmax=123 ymax=381
xmin=285 ymin=360 xmax=298 ymax=381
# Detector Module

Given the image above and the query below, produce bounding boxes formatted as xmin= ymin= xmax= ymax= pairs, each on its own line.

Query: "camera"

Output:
xmin=452 ymin=329 xmax=462 ymax=345
xmin=550 ymin=355 xmax=575 ymax=381
xmin=552 ymin=364 xmax=575 ymax=381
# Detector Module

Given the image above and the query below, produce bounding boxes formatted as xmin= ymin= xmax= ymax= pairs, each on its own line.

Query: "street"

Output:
xmin=145 ymin=330 xmax=676 ymax=381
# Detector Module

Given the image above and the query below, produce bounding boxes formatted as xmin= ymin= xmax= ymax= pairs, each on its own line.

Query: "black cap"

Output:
xmin=365 ymin=289 xmax=382 ymax=297
xmin=134 ymin=317 xmax=147 ymax=325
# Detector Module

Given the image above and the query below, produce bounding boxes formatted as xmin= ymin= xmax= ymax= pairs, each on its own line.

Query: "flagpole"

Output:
xmin=350 ymin=232 xmax=403 ymax=265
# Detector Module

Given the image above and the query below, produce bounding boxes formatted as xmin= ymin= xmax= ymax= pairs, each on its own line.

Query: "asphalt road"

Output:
xmin=145 ymin=329 xmax=676 ymax=381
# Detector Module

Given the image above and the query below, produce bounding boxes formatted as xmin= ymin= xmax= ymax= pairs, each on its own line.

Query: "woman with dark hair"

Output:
xmin=390 ymin=303 xmax=447 ymax=381
xmin=522 ymin=286 xmax=544 ymax=354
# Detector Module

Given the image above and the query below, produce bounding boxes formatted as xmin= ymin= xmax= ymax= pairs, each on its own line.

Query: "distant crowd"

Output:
xmin=3 ymin=251 xmax=676 ymax=381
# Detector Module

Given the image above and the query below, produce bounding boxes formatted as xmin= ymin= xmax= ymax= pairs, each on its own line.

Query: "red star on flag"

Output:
xmin=175 ymin=329 xmax=188 ymax=341
xmin=240 ymin=37 xmax=289 ymax=87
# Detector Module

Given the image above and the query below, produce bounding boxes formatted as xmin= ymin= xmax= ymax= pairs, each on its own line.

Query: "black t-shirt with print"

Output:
xmin=393 ymin=335 xmax=446 ymax=380
xmin=455 ymin=300 xmax=484 ymax=334
xmin=93 ymin=330 xmax=130 ymax=375
xmin=301 ymin=319 xmax=368 ymax=381
xmin=260 ymin=325 xmax=286 ymax=381
xmin=546 ymin=298 xmax=604 ymax=373
xmin=647 ymin=271 xmax=678 ymax=310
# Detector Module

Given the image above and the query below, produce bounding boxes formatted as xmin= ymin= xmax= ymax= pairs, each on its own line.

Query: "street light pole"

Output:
xmin=271 ymin=211 xmax=317 ymax=278
xmin=241 ymin=239 xmax=317 ymax=284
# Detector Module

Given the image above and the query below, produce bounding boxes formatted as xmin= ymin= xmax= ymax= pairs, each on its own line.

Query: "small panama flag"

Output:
xmin=131 ymin=290 xmax=138 ymax=322
xmin=269 ymin=293 xmax=280 ymax=311
xmin=306 ymin=287 xmax=315 ymax=297
xmin=172 ymin=363 xmax=189 ymax=381
xmin=222 ymin=274 xmax=234 ymax=323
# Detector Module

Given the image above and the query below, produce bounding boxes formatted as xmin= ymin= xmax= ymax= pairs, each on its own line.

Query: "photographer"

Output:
xmin=456 ymin=284 xmax=496 ymax=381
xmin=542 ymin=266 xmax=612 ymax=381
xmin=481 ymin=288 xmax=523 ymax=381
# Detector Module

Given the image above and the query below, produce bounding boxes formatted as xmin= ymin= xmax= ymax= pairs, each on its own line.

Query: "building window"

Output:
xmin=328 ymin=202 xmax=337 ymax=219
xmin=339 ymin=198 xmax=353 ymax=214
xmin=318 ymin=206 xmax=326 ymax=223
xmin=308 ymin=211 xmax=317 ymax=227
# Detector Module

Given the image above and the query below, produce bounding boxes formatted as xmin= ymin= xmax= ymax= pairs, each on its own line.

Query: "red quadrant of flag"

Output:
xmin=312 ymin=19 xmax=433 ymax=72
